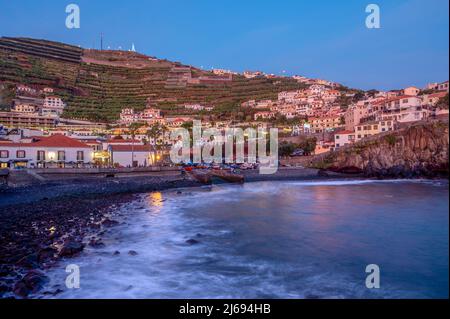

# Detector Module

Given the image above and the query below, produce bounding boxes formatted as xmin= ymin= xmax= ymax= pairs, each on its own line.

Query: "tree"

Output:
xmin=437 ymin=94 xmax=449 ymax=110
xmin=146 ymin=122 xmax=167 ymax=147
xmin=181 ymin=121 xmax=193 ymax=131
xmin=279 ymin=142 xmax=297 ymax=157
xmin=298 ymin=137 xmax=317 ymax=155
xmin=128 ymin=122 xmax=144 ymax=167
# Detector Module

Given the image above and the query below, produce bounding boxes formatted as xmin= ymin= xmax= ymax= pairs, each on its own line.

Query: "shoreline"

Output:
xmin=0 ymin=168 xmax=445 ymax=298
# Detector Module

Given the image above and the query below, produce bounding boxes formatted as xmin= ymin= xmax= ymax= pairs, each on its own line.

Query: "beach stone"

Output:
xmin=128 ymin=250 xmax=138 ymax=256
xmin=14 ymin=270 xmax=49 ymax=298
xmin=59 ymin=241 xmax=85 ymax=257
xmin=38 ymin=247 xmax=57 ymax=262
xmin=89 ymin=239 xmax=105 ymax=248
xmin=0 ymin=284 xmax=11 ymax=294
xmin=102 ymin=218 xmax=119 ymax=227
xmin=17 ymin=254 xmax=39 ymax=269
xmin=185 ymin=239 xmax=200 ymax=245
xmin=317 ymin=169 xmax=329 ymax=177
xmin=113 ymin=251 xmax=121 ymax=256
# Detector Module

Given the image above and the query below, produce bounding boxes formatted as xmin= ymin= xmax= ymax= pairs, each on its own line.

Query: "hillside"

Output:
xmin=0 ymin=37 xmax=310 ymax=122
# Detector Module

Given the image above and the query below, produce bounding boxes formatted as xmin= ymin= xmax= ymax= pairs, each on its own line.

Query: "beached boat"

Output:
xmin=210 ymin=170 xmax=244 ymax=183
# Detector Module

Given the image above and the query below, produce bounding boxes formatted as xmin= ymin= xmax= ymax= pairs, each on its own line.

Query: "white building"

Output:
xmin=403 ymin=86 xmax=420 ymax=96
xmin=42 ymin=96 xmax=66 ymax=116
xmin=422 ymin=92 xmax=448 ymax=106
xmin=119 ymin=107 xmax=162 ymax=124
xmin=437 ymin=81 xmax=449 ymax=92
xmin=254 ymin=111 xmax=276 ymax=121
xmin=184 ymin=104 xmax=205 ymax=111
xmin=102 ymin=138 xmax=144 ymax=152
xmin=0 ymin=135 xmax=93 ymax=169
xmin=278 ymin=91 xmax=299 ymax=102
xmin=12 ymin=104 xmax=38 ymax=114
xmin=109 ymin=144 xmax=155 ymax=167
xmin=309 ymin=84 xmax=326 ymax=95
xmin=334 ymin=130 xmax=356 ymax=148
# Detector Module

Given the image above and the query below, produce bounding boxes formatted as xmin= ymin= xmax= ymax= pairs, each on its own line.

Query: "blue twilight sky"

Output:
xmin=0 ymin=0 xmax=448 ymax=91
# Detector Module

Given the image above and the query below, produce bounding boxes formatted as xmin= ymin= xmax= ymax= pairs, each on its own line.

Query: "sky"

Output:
xmin=0 ymin=0 xmax=448 ymax=91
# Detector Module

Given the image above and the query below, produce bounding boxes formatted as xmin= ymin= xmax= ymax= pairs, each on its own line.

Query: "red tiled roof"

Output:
xmin=0 ymin=135 xmax=90 ymax=148
xmin=428 ymin=92 xmax=447 ymax=98
xmin=79 ymin=140 xmax=102 ymax=145
xmin=336 ymin=130 xmax=355 ymax=135
xmin=106 ymin=139 xmax=141 ymax=144
xmin=110 ymin=145 xmax=154 ymax=152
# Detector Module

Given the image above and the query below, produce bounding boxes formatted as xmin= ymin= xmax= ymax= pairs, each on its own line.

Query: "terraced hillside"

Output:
xmin=0 ymin=37 xmax=308 ymax=122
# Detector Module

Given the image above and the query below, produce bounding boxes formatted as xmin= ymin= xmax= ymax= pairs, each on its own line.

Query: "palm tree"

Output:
xmin=128 ymin=122 xmax=143 ymax=167
xmin=146 ymin=123 xmax=164 ymax=148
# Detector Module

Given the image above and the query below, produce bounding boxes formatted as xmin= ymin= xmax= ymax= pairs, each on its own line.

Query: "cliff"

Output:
xmin=310 ymin=120 xmax=449 ymax=178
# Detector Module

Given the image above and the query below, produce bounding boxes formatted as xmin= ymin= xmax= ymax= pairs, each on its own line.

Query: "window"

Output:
xmin=0 ymin=150 xmax=9 ymax=158
xmin=58 ymin=151 xmax=66 ymax=161
xmin=16 ymin=150 xmax=26 ymax=158
xmin=37 ymin=151 xmax=45 ymax=161
xmin=77 ymin=151 xmax=84 ymax=161
xmin=373 ymin=125 xmax=378 ymax=130
xmin=336 ymin=135 xmax=340 ymax=139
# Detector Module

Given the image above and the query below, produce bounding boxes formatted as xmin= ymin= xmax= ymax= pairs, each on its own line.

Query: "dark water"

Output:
xmin=41 ymin=180 xmax=449 ymax=299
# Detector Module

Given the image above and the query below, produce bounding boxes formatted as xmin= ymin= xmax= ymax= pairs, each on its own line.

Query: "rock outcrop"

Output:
xmin=310 ymin=120 xmax=449 ymax=178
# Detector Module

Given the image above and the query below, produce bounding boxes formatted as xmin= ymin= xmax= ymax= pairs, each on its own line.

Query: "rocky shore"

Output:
xmin=0 ymin=168 xmax=368 ymax=298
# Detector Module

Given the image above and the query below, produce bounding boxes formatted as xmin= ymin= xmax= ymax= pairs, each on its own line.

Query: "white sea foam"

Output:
xmin=36 ymin=180 xmax=448 ymax=299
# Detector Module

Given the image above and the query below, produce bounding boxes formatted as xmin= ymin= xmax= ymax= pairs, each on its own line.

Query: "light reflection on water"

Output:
xmin=40 ymin=180 xmax=448 ymax=299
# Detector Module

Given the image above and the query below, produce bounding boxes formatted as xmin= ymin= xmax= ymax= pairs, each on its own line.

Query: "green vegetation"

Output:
xmin=437 ymin=94 xmax=449 ymax=109
xmin=278 ymin=137 xmax=317 ymax=157
xmin=0 ymin=37 xmax=312 ymax=122
xmin=385 ymin=134 xmax=397 ymax=146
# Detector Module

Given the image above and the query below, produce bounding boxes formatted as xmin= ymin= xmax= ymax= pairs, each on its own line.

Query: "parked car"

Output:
xmin=290 ymin=149 xmax=305 ymax=157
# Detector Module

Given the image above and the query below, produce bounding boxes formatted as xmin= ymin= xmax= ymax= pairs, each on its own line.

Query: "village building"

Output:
xmin=108 ymin=144 xmax=156 ymax=168
xmin=437 ymin=81 xmax=449 ymax=92
xmin=0 ymin=135 xmax=93 ymax=169
xmin=102 ymin=138 xmax=144 ymax=152
xmin=254 ymin=111 xmax=276 ymax=121
xmin=421 ymin=92 xmax=448 ymax=106
xmin=310 ymin=115 xmax=342 ymax=133
xmin=16 ymin=84 xmax=38 ymax=95
xmin=0 ymin=111 xmax=58 ymax=129
xmin=41 ymin=96 xmax=66 ymax=116
xmin=334 ymin=130 xmax=356 ymax=149
xmin=354 ymin=120 xmax=395 ymax=140
xmin=403 ymin=86 xmax=420 ymax=96
xmin=119 ymin=107 xmax=162 ymax=125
